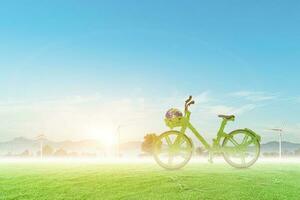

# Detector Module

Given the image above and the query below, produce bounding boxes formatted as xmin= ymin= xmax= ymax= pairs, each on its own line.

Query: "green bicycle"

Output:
xmin=153 ymin=96 xmax=261 ymax=170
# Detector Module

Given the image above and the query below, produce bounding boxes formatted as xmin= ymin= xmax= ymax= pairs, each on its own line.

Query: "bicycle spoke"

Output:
xmin=245 ymin=137 xmax=255 ymax=146
xmin=173 ymin=135 xmax=181 ymax=145
xmin=228 ymin=137 xmax=239 ymax=146
xmin=241 ymin=135 xmax=249 ymax=145
xmin=165 ymin=136 xmax=172 ymax=146
xmin=223 ymin=146 xmax=237 ymax=154
xmin=179 ymin=137 xmax=185 ymax=145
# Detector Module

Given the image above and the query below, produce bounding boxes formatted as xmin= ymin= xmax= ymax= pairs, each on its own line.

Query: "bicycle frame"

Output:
xmin=174 ymin=110 xmax=231 ymax=153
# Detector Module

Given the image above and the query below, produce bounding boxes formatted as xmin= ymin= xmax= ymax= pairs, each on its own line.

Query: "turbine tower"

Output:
xmin=269 ymin=128 xmax=283 ymax=159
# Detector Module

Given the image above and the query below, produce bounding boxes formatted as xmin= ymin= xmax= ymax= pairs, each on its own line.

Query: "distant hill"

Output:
xmin=0 ymin=137 xmax=142 ymax=156
xmin=0 ymin=137 xmax=299 ymax=157
xmin=119 ymin=141 xmax=142 ymax=156
xmin=261 ymin=141 xmax=300 ymax=153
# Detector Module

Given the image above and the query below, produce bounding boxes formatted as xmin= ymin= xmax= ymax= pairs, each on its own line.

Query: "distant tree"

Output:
xmin=263 ymin=152 xmax=270 ymax=157
xmin=80 ymin=152 xmax=97 ymax=157
xmin=5 ymin=152 xmax=13 ymax=157
xmin=68 ymin=152 xmax=79 ymax=157
xmin=283 ymin=150 xmax=294 ymax=157
xmin=141 ymin=133 xmax=158 ymax=155
xmin=295 ymin=148 xmax=300 ymax=156
xmin=54 ymin=148 xmax=68 ymax=157
xmin=43 ymin=145 xmax=54 ymax=156
xmin=263 ymin=152 xmax=279 ymax=157
xmin=20 ymin=150 xmax=30 ymax=157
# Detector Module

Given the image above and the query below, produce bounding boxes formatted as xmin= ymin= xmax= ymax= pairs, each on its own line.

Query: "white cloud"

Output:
xmin=279 ymin=123 xmax=300 ymax=134
xmin=0 ymin=95 xmax=155 ymax=141
xmin=231 ymin=91 xmax=277 ymax=102
xmin=205 ymin=104 xmax=257 ymax=116
xmin=194 ymin=91 xmax=211 ymax=104
xmin=0 ymin=91 xmax=288 ymax=142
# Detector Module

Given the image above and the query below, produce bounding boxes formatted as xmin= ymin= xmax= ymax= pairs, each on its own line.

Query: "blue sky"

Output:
xmin=0 ymin=1 xmax=299 ymax=142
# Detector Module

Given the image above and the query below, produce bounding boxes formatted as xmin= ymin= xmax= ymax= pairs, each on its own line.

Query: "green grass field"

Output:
xmin=0 ymin=162 xmax=299 ymax=200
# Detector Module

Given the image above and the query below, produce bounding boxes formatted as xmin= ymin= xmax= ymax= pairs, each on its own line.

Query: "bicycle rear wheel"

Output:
xmin=222 ymin=129 xmax=260 ymax=168
xmin=153 ymin=131 xmax=193 ymax=170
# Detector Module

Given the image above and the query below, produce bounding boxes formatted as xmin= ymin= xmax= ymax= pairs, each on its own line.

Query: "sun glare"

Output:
xmin=88 ymin=128 xmax=117 ymax=147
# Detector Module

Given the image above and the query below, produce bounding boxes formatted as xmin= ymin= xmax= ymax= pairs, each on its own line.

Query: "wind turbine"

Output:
xmin=268 ymin=128 xmax=284 ymax=159
xmin=116 ymin=117 xmax=145 ymax=157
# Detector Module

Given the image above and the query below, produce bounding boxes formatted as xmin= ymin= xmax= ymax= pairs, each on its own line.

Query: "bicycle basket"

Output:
xmin=164 ymin=108 xmax=183 ymax=128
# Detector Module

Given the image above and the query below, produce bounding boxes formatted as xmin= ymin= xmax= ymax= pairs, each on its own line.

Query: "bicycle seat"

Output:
xmin=218 ymin=115 xmax=235 ymax=120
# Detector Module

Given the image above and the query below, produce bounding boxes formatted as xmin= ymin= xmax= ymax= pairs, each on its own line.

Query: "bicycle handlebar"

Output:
xmin=185 ymin=96 xmax=195 ymax=111
xmin=187 ymin=100 xmax=195 ymax=106
xmin=185 ymin=96 xmax=192 ymax=104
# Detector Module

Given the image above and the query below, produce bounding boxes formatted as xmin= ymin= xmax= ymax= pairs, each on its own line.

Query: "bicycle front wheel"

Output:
xmin=222 ymin=129 xmax=260 ymax=168
xmin=153 ymin=131 xmax=193 ymax=170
